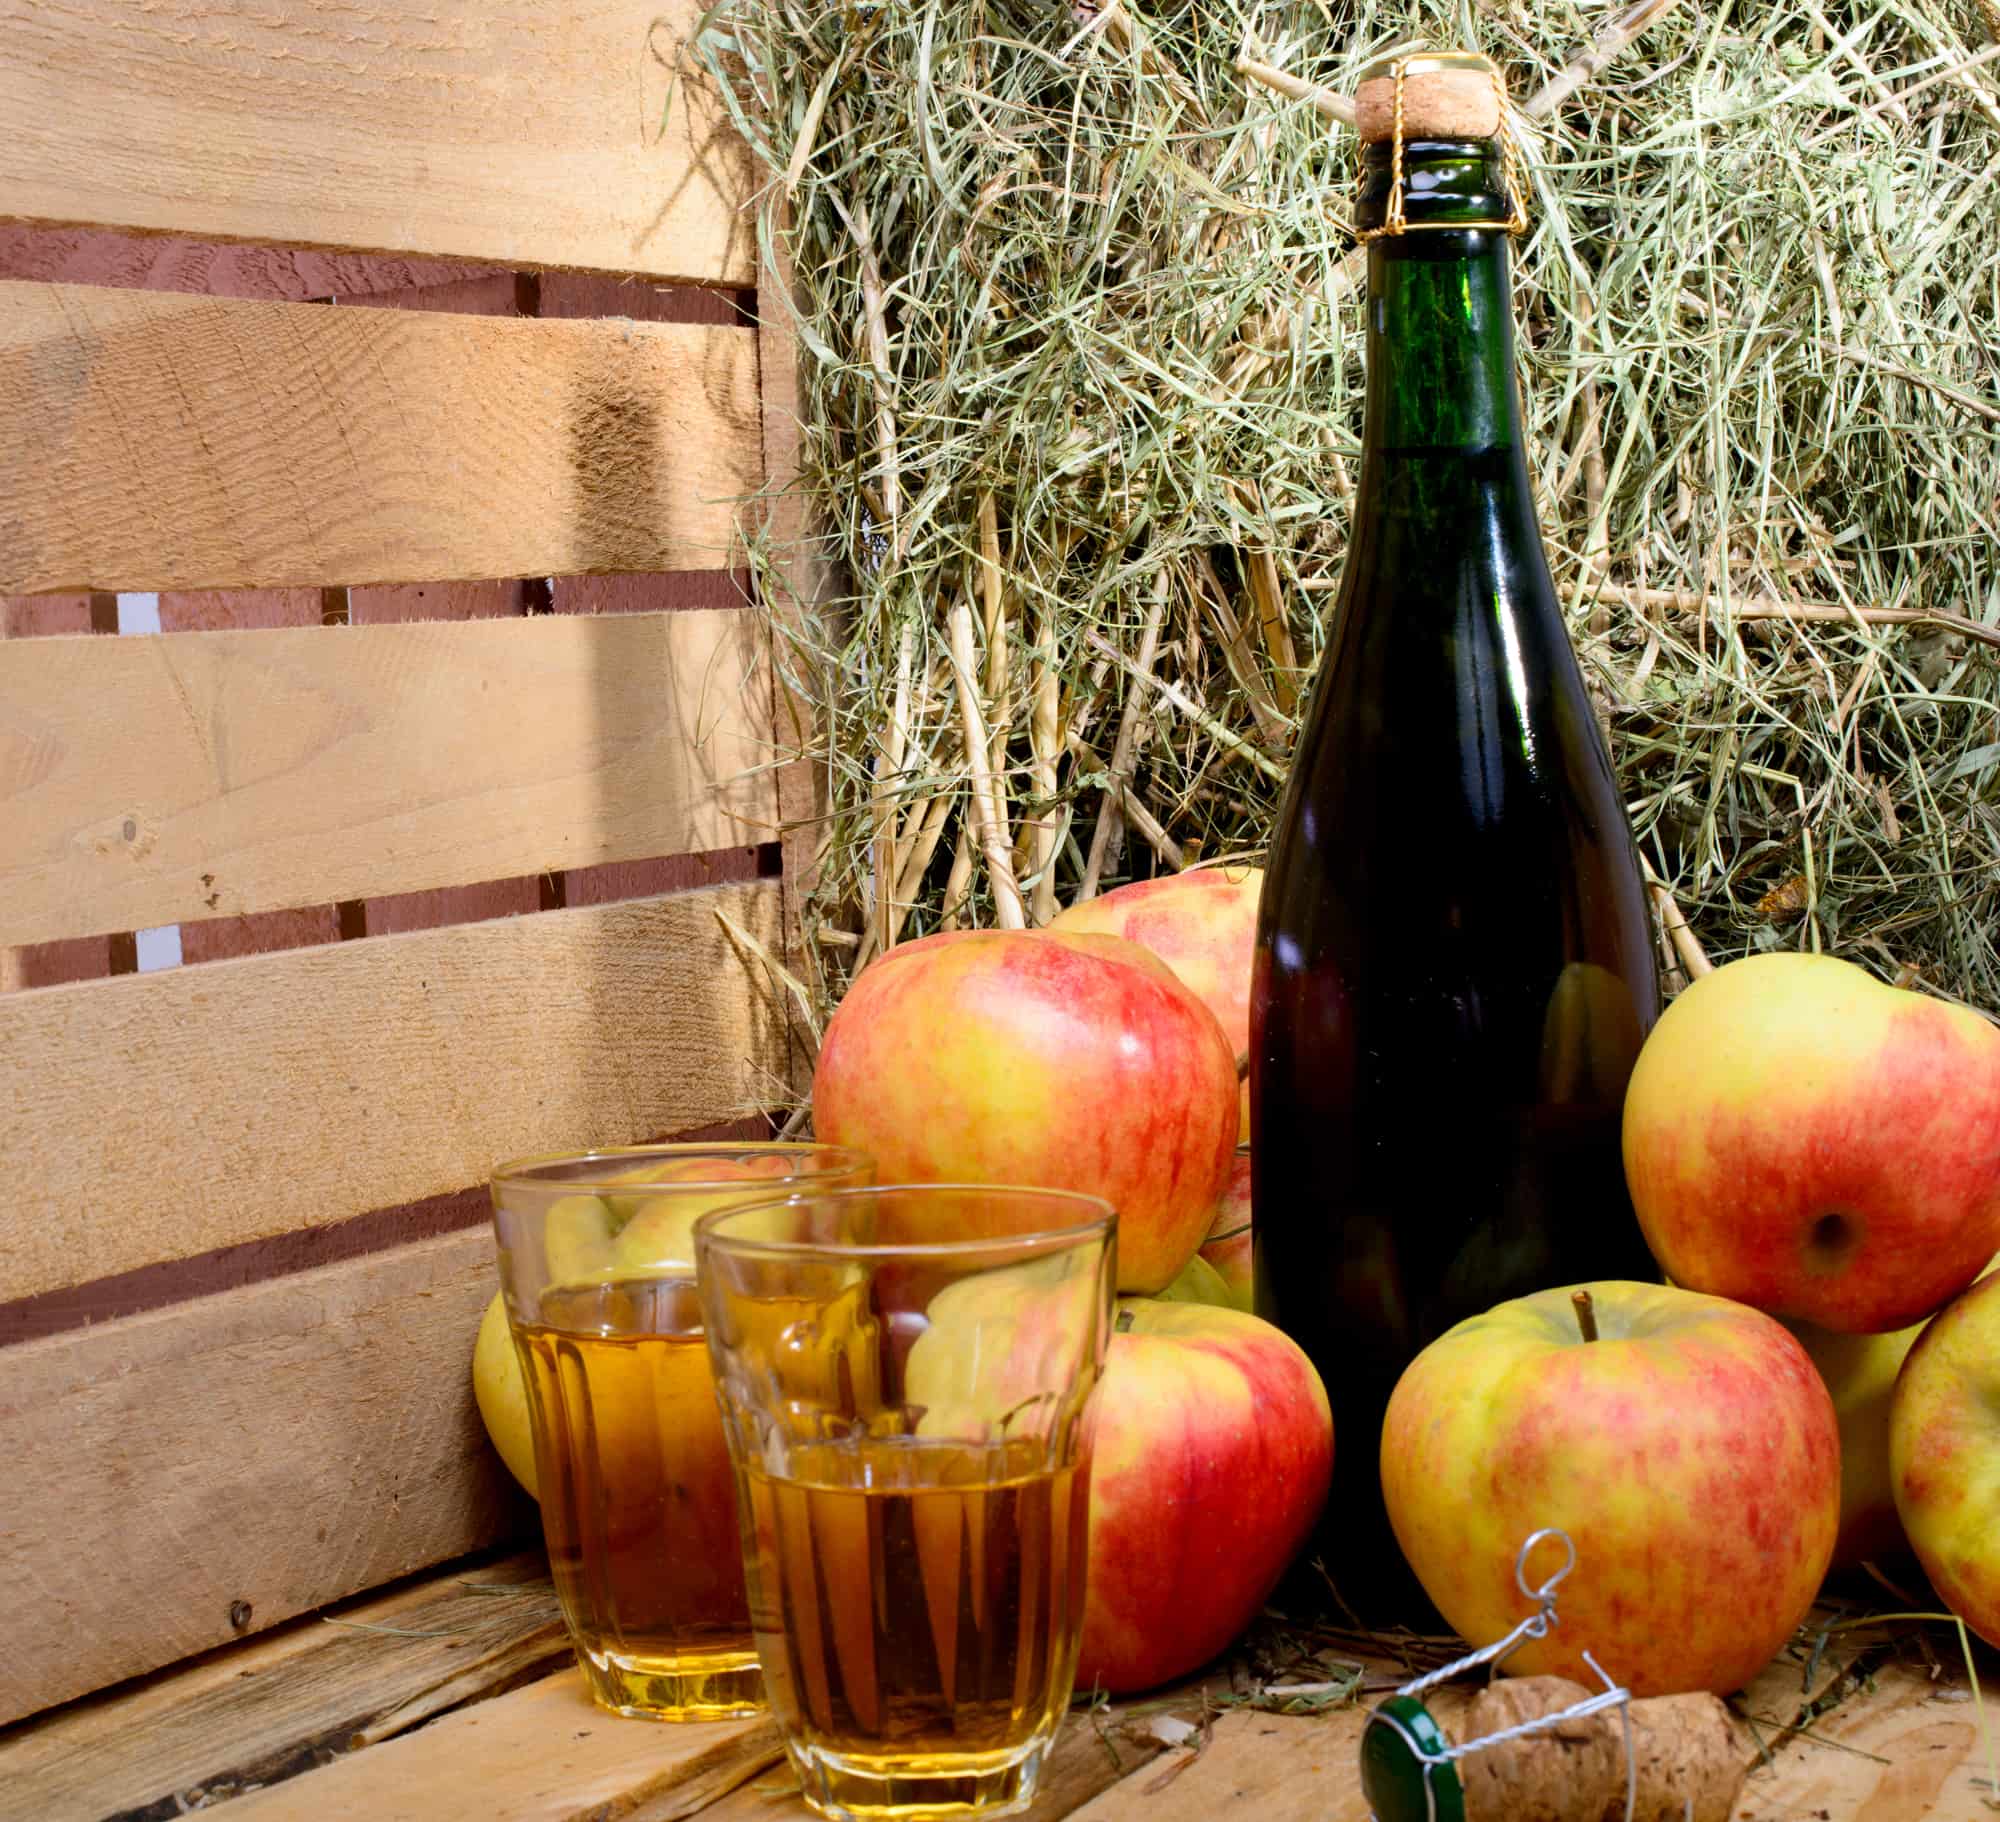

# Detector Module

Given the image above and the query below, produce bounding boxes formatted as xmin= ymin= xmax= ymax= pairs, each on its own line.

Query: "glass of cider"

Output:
xmin=489 ymin=1143 xmax=872 ymax=1721
xmin=695 ymin=1185 xmax=1116 ymax=1822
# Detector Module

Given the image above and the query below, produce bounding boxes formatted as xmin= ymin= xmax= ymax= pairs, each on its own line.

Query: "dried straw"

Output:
xmin=695 ymin=0 xmax=2000 ymax=1019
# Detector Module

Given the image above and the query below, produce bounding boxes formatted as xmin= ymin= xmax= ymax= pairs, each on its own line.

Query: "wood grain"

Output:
xmin=0 ymin=1553 xmax=565 ymax=1821
xmin=0 ymin=224 xmax=504 ymax=300
xmin=1 ymin=611 xmax=777 ymax=945
xmin=1731 ymin=1660 xmax=1990 ymax=1822
xmin=347 ymin=581 xmax=528 ymax=622
xmin=0 ymin=0 xmax=754 ymax=283
xmin=0 ymin=931 xmax=109 ymax=992
xmin=0 ymin=282 xmax=761 ymax=592
xmin=0 ymin=591 xmax=91 ymax=637
xmin=362 ymin=880 xmax=542 ymax=939
xmin=157 ymin=590 xmax=324 ymax=633
xmin=178 ymin=903 xmax=342 ymax=966
xmin=0 ymin=1185 xmax=492 ymax=1346
xmin=0 ymin=1230 xmax=532 ymax=1727
xmin=217 ymin=1672 xmax=780 ymax=1822
xmin=1066 ymin=1705 xmax=1377 ymax=1822
xmin=541 ymin=272 xmax=751 ymax=326
xmin=0 ymin=880 xmax=789 ymax=1301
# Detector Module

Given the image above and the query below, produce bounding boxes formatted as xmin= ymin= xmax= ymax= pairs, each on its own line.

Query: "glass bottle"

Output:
xmin=1252 ymin=51 xmax=1662 ymax=1622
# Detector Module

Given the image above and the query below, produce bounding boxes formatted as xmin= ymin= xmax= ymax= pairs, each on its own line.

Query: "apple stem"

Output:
xmin=1571 ymin=1289 xmax=1599 ymax=1343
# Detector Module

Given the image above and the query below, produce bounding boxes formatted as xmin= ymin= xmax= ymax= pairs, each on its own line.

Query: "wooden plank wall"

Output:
xmin=0 ymin=204 xmax=805 ymax=1724
xmin=0 ymin=0 xmax=755 ymax=283
xmin=0 ymin=283 xmax=761 ymax=591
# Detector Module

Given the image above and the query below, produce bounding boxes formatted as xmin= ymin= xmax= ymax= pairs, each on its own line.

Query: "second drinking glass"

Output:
xmin=697 ymin=1185 xmax=1116 ymax=1822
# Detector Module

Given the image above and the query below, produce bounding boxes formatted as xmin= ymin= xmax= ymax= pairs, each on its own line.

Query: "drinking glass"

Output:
xmin=489 ymin=1143 xmax=872 ymax=1720
xmin=696 ymin=1185 xmax=1115 ymax=1820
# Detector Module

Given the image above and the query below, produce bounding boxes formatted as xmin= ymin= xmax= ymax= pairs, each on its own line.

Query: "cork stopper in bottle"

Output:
xmin=1356 ymin=50 xmax=1506 ymax=145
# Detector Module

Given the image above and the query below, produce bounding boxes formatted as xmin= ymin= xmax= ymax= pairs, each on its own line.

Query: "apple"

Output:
xmin=1154 ymin=1253 xmax=1235 ymax=1309
xmin=1623 ymin=953 xmax=2000 ymax=1333
xmin=1787 ymin=1316 xmax=1925 ymax=1567
xmin=903 ymin=1248 xmax=1109 ymax=1440
xmin=1804 ymin=1261 xmax=2000 ymax=1567
xmin=1382 ymin=1280 xmax=1839 ymax=1697
xmin=1891 ymin=1270 xmax=2000 ymax=1646
xmin=1079 ymin=1299 xmax=1332 ymax=1692
xmin=898 ymin=1273 xmax=1330 ymax=1694
xmin=813 ymin=930 xmax=1238 ymax=1293
xmin=473 ymin=1290 xmax=539 ymax=1498
xmin=1050 ymin=866 xmax=1261 ymax=1140
xmin=543 ymin=1192 xmax=619 ymax=1284
xmin=1196 ymin=1150 xmax=1253 ymax=1312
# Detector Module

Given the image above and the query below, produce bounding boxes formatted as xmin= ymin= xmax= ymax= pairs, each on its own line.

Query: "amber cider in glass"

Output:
xmin=518 ymin=1278 xmax=761 ymax=1720
xmin=739 ymin=1436 xmax=1088 ymax=1819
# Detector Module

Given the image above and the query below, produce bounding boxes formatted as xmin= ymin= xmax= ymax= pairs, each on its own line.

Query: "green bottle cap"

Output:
xmin=1358 ymin=1695 xmax=1466 ymax=1822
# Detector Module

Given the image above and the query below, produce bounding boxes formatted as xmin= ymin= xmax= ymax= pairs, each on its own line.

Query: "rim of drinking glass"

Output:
xmin=692 ymin=1183 xmax=1116 ymax=1260
xmin=489 ymin=1141 xmax=873 ymax=1195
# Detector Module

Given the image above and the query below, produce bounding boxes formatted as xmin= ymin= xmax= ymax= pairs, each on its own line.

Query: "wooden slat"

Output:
xmin=1065 ymin=1705 xmax=1376 ymax=1822
xmin=0 ymin=611 xmax=776 ymax=945
xmin=1731 ymin=1658 xmax=1989 ymax=1821
xmin=0 ymin=880 xmax=788 ymax=1302
xmin=218 ymin=1674 xmax=780 ymax=1822
xmin=0 ymin=1 xmax=754 ymax=284
xmin=173 ymin=1665 xmax=1174 ymax=1822
xmin=0 ymin=1231 xmax=531 ymax=1727
xmin=0 ymin=282 xmax=760 ymax=592
xmin=0 ymin=1553 xmax=565 ymax=1822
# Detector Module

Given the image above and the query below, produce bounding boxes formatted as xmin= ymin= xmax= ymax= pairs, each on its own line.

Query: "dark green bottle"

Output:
xmin=1251 ymin=53 xmax=1661 ymax=1623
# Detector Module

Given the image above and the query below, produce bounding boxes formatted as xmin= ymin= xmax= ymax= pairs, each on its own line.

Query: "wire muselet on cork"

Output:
xmin=1353 ymin=53 xmax=1530 ymax=243
xmin=1362 ymin=1528 xmax=1648 ymax=1822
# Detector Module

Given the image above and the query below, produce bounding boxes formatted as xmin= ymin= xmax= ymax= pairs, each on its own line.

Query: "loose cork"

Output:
xmin=1451 ymin=1677 xmax=1747 ymax=1822
xmin=1356 ymin=65 xmax=1505 ymax=144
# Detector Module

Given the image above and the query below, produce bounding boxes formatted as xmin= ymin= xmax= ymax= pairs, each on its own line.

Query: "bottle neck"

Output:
xmin=1354 ymin=140 xmax=1525 ymax=455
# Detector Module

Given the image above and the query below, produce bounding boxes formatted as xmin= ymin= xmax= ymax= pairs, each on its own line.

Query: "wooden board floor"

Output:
xmin=5 ymin=1553 xmax=1994 ymax=1822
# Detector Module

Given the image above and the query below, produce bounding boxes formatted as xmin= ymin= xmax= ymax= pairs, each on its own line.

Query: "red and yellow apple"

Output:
xmin=1382 ymin=1280 xmax=1839 ymax=1697
xmin=1624 ymin=953 xmax=2000 ymax=1333
xmin=1196 ymin=1150 xmax=1253 ymax=1312
xmin=903 ymin=1248 xmax=1110 ymax=1441
xmin=1050 ymin=867 xmax=1261 ymax=1140
xmin=1786 ymin=1263 xmax=1999 ymax=1570
xmin=813 ymin=930 xmax=1238 ymax=1292
xmin=1786 ymin=1316 xmax=1922 ymax=1568
xmin=1079 ymin=1299 xmax=1332 ymax=1692
xmin=1891 ymin=1270 xmax=2000 ymax=1646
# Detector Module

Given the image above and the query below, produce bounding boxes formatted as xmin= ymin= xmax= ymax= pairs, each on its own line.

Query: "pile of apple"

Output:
xmin=476 ymin=864 xmax=2000 ymax=1702
xmin=813 ymin=869 xmax=1332 ymax=1692
xmin=1386 ymin=953 xmax=2000 ymax=1697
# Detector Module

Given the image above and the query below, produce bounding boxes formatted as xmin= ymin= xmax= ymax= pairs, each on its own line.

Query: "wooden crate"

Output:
xmin=0 ymin=0 xmax=803 ymax=1732
xmin=0 ymin=6 xmax=1992 ymax=1819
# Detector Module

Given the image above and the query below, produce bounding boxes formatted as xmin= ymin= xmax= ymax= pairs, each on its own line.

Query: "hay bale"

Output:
xmin=693 ymin=0 xmax=2000 ymax=1027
